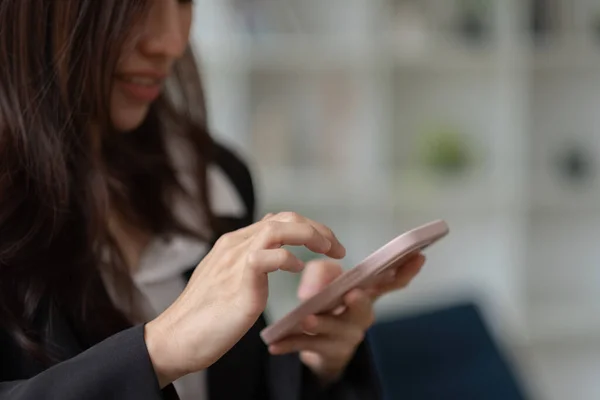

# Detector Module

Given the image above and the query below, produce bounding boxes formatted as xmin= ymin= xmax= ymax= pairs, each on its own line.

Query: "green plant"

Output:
xmin=417 ymin=124 xmax=473 ymax=175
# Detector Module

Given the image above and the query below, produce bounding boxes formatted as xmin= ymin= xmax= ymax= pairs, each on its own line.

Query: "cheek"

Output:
xmin=110 ymin=85 xmax=150 ymax=132
xmin=181 ymin=7 xmax=193 ymax=44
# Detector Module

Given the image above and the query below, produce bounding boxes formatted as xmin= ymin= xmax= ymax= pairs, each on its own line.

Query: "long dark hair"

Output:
xmin=0 ymin=0 xmax=218 ymax=362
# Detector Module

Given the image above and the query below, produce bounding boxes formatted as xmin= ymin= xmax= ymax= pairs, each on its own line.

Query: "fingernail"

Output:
xmin=332 ymin=305 xmax=346 ymax=315
xmin=322 ymin=238 xmax=332 ymax=252
xmin=337 ymin=243 xmax=347 ymax=257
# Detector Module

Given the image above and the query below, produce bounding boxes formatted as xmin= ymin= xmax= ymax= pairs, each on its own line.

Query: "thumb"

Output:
xmin=297 ymin=260 xmax=343 ymax=300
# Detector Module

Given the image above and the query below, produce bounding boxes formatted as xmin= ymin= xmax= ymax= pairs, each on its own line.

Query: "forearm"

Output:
xmin=0 ymin=325 xmax=163 ymax=400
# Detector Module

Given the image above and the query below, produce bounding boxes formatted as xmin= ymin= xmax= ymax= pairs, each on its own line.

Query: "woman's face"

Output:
xmin=111 ymin=0 xmax=193 ymax=132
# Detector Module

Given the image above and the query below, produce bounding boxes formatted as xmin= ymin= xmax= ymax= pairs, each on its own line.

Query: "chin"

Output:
xmin=111 ymin=105 xmax=150 ymax=132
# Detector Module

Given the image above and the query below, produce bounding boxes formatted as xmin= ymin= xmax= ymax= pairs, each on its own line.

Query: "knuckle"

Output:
xmin=221 ymin=251 xmax=237 ymax=267
xmin=216 ymin=232 xmax=234 ymax=247
xmin=246 ymin=251 xmax=260 ymax=268
xmin=262 ymin=222 xmax=282 ymax=243
xmin=271 ymin=249 xmax=285 ymax=265
xmin=263 ymin=221 xmax=279 ymax=234
xmin=322 ymin=225 xmax=334 ymax=238
xmin=305 ymin=224 xmax=320 ymax=239
xmin=278 ymin=248 xmax=294 ymax=264
xmin=279 ymin=211 xmax=302 ymax=222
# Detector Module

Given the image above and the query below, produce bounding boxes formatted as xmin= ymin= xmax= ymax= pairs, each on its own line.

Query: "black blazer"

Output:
xmin=0 ymin=144 xmax=382 ymax=400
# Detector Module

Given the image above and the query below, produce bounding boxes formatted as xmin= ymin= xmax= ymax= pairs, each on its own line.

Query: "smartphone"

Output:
xmin=260 ymin=219 xmax=449 ymax=345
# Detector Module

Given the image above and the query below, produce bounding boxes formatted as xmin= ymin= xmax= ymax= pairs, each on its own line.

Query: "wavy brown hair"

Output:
xmin=0 ymin=0 xmax=218 ymax=362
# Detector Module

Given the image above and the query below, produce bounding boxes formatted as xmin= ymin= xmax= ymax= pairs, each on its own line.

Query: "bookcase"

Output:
xmin=191 ymin=0 xmax=600 ymax=366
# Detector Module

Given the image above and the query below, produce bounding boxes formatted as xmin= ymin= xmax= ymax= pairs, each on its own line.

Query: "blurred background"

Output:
xmin=190 ymin=1 xmax=600 ymax=399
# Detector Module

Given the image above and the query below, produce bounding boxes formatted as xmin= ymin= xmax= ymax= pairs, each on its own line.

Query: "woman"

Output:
xmin=0 ymin=1 xmax=426 ymax=399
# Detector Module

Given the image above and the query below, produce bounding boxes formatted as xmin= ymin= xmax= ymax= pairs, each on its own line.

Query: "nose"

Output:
xmin=139 ymin=1 xmax=188 ymax=61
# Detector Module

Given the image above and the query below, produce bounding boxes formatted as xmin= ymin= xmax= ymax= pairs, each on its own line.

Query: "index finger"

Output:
xmin=269 ymin=212 xmax=346 ymax=259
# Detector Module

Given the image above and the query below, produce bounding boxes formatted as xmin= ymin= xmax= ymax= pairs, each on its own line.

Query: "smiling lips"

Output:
xmin=115 ymin=72 xmax=166 ymax=102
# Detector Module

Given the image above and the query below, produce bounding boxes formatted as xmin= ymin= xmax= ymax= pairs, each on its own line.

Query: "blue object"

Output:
xmin=368 ymin=303 xmax=529 ymax=400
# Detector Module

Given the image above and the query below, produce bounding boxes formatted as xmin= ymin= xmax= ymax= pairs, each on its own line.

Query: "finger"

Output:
xmin=370 ymin=254 xmax=425 ymax=299
xmin=218 ymin=211 xmax=286 ymax=243
xmin=340 ymin=289 xmax=375 ymax=330
xmin=300 ymin=314 xmax=361 ymax=340
xmin=270 ymin=212 xmax=346 ymax=259
xmin=380 ymin=253 xmax=424 ymax=285
xmin=215 ymin=221 xmax=266 ymax=246
xmin=268 ymin=336 xmax=329 ymax=356
xmin=297 ymin=260 xmax=343 ymax=300
xmin=268 ymin=334 xmax=358 ymax=357
xmin=246 ymin=248 xmax=305 ymax=274
xmin=254 ymin=221 xmax=333 ymax=254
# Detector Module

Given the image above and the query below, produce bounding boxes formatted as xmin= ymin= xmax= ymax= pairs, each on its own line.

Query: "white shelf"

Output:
xmin=254 ymin=166 xmax=392 ymax=210
xmin=199 ymin=35 xmax=600 ymax=74
xmin=533 ymin=36 xmax=600 ymax=71
xmin=199 ymin=34 xmax=510 ymax=73
xmin=529 ymin=173 xmax=600 ymax=213
xmin=199 ymin=35 xmax=375 ymax=71
xmin=531 ymin=190 xmax=600 ymax=213
xmin=253 ymin=166 xmax=521 ymax=214
xmin=196 ymin=8 xmax=600 ymax=394
xmin=392 ymin=169 xmax=519 ymax=214
xmin=384 ymin=35 xmax=504 ymax=72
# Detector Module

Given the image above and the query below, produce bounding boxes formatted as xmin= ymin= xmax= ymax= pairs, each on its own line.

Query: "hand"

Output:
xmin=267 ymin=254 xmax=425 ymax=384
xmin=144 ymin=212 xmax=346 ymax=387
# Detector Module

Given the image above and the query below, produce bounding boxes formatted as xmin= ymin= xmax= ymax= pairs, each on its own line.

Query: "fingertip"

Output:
xmin=298 ymin=281 xmax=319 ymax=300
xmin=407 ymin=253 xmax=426 ymax=268
xmin=329 ymin=249 xmax=346 ymax=260
xmin=313 ymin=238 xmax=332 ymax=255
xmin=327 ymin=241 xmax=346 ymax=259
xmin=415 ymin=254 xmax=426 ymax=268
xmin=294 ymin=258 xmax=306 ymax=272
xmin=344 ymin=288 xmax=368 ymax=305
xmin=337 ymin=242 xmax=347 ymax=257
xmin=302 ymin=315 xmax=318 ymax=331
xmin=268 ymin=344 xmax=280 ymax=354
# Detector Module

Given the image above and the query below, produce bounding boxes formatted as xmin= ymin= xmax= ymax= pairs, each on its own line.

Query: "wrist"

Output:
xmin=144 ymin=319 xmax=180 ymax=388
xmin=315 ymin=368 xmax=344 ymax=387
